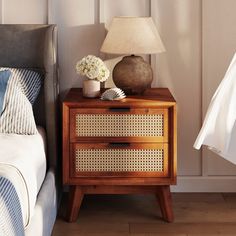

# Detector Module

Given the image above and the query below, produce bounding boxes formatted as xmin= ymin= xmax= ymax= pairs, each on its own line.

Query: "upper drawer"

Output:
xmin=70 ymin=108 xmax=168 ymax=142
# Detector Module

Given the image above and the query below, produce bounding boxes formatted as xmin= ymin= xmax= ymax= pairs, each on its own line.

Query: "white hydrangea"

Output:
xmin=76 ymin=55 xmax=110 ymax=82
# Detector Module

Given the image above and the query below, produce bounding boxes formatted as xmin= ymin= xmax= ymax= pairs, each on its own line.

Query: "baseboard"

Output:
xmin=171 ymin=176 xmax=236 ymax=192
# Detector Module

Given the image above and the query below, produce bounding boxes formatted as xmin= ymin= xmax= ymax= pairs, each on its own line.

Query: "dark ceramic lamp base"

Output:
xmin=113 ymin=55 xmax=153 ymax=94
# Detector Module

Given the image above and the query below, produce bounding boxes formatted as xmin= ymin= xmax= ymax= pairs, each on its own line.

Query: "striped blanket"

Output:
xmin=0 ymin=176 xmax=24 ymax=236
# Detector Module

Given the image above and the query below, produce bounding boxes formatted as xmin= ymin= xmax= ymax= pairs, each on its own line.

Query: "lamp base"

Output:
xmin=113 ymin=55 xmax=153 ymax=94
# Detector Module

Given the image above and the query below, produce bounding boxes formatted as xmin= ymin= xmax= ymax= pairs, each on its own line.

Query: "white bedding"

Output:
xmin=194 ymin=52 xmax=236 ymax=164
xmin=0 ymin=127 xmax=46 ymax=227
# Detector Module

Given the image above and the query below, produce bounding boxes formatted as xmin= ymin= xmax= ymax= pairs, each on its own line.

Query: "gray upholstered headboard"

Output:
xmin=0 ymin=24 xmax=58 ymax=168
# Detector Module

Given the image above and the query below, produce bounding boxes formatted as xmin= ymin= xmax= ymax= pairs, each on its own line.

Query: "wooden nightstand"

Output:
xmin=62 ymin=88 xmax=177 ymax=222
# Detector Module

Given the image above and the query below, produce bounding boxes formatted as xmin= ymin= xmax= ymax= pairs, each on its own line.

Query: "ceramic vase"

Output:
xmin=83 ymin=79 xmax=100 ymax=98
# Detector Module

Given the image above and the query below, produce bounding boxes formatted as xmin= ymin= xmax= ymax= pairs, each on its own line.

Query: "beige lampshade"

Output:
xmin=100 ymin=17 xmax=165 ymax=55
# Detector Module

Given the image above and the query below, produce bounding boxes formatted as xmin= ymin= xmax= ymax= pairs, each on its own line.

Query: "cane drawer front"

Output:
xmin=70 ymin=143 xmax=169 ymax=178
xmin=70 ymin=108 xmax=168 ymax=143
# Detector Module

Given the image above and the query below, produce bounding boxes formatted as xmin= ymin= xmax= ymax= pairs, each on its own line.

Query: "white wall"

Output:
xmin=2 ymin=0 xmax=47 ymax=24
xmin=1 ymin=0 xmax=236 ymax=191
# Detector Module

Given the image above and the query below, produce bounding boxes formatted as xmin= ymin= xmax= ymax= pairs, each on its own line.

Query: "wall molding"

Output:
xmin=200 ymin=0 xmax=208 ymax=177
xmin=47 ymin=0 xmax=52 ymax=24
xmin=94 ymin=0 xmax=100 ymax=24
xmin=47 ymin=0 xmax=49 ymax=23
xmin=47 ymin=0 xmax=54 ymax=24
xmin=0 ymin=0 xmax=4 ymax=24
xmin=172 ymin=176 xmax=236 ymax=192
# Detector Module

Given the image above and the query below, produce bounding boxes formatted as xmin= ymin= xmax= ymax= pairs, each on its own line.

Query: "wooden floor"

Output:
xmin=52 ymin=193 xmax=236 ymax=236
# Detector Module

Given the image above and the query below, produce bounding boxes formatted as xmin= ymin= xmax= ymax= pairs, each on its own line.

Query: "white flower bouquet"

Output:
xmin=76 ymin=55 xmax=110 ymax=82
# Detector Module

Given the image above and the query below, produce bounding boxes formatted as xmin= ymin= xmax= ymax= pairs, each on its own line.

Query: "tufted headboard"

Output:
xmin=0 ymin=24 xmax=58 ymax=168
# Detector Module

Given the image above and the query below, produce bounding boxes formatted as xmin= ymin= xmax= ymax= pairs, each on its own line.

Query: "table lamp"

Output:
xmin=100 ymin=16 xmax=165 ymax=94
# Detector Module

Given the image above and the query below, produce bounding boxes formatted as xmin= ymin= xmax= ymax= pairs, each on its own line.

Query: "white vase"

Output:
xmin=83 ymin=79 xmax=100 ymax=98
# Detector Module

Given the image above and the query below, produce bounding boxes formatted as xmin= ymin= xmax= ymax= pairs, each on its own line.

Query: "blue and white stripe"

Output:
xmin=0 ymin=70 xmax=11 ymax=115
xmin=0 ymin=176 xmax=25 ymax=236
xmin=0 ymin=68 xmax=43 ymax=134
xmin=0 ymin=68 xmax=42 ymax=105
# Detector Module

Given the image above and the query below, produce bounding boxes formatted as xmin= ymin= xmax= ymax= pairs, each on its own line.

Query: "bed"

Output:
xmin=0 ymin=25 xmax=59 ymax=236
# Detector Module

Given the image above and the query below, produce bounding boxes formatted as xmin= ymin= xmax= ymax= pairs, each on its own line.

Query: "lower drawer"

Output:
xmin=70 ymin=143 xmax=169 ymax=177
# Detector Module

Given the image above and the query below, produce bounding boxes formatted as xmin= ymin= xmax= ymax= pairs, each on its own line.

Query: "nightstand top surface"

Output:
xmin=63 ymin=88 xmax=176 ymax=107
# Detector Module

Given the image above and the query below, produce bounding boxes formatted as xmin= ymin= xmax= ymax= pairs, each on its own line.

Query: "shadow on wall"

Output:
xmin=152 ymin=0 xmax=202 ymax=176
xmin=59 ymin=23 xmax=106 ymax=98
xmin=103 ymin=56 xmax=123 ymax=88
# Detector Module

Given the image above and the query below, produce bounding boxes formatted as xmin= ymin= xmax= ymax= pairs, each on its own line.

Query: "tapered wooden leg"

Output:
xmin=156 ymin=185 xmax=174 ymax=222
xmin=67 ymin=186 xmax=84 ymax=222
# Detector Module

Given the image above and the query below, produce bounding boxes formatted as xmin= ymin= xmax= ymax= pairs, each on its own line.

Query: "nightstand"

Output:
xmin=62 ymin=88 xmax=177 ymax=222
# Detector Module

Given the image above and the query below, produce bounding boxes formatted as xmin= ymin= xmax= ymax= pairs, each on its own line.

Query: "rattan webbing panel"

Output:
xmin=75 ymin=114 xmax=164 ymax=137
xmin=75 ymin=149 xmax=164 ymax=172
